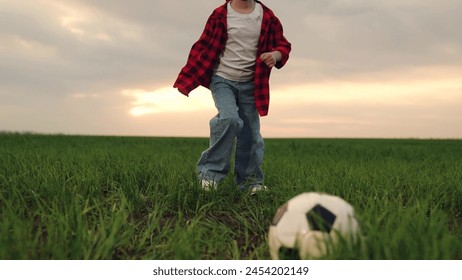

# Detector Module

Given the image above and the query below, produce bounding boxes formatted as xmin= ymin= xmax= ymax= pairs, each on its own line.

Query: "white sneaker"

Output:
xmin=200 ymin=179 xmax=218 ymax=191
xmin=250 ymin=184 xmax=268 ymax=195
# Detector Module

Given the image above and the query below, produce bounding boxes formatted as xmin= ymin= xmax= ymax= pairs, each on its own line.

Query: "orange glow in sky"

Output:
xmin=1 ymin=1 xmax=461 ymax=138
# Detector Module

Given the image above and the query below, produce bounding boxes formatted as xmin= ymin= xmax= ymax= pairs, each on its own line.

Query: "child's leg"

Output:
xmin=197 ymin=76 xmax=243 ymax=183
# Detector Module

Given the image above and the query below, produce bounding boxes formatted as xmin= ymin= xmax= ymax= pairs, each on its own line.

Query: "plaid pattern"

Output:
xmin=173 ymin=0 xmax=291 ymax=116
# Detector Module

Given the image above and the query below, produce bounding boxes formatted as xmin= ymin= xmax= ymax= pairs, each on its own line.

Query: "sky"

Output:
xmin=1 ymin=0 xmax=461 ymax=138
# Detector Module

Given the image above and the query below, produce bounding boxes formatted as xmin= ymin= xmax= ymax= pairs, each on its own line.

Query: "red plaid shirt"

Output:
xmin=173 ymin=0 xmax=291 ymax=116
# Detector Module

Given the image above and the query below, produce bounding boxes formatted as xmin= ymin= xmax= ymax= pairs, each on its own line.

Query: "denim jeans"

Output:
xmin=197 ymin=75 xmax=264 ymax=186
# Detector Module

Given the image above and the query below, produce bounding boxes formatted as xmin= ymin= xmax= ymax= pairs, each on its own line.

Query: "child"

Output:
xmin=174 ymin=0 xmax=291 ymax=193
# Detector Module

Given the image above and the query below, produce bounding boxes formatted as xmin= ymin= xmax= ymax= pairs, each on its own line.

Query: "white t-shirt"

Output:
xmin=215 ymin=2 xmax=263 ymax=82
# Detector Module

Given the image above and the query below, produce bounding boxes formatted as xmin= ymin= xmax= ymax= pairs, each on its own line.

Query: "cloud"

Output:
xmin=276 ymin=0 xmax=462 ymax=82
xmin=2 ymin=0 xmax=461 ymax=95
xmin=265 ymin=66 xmax=462 ymax=138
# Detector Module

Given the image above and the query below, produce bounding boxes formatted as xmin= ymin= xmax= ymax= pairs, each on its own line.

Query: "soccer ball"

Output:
xmin=268 ymin=192 xmax=360 ymax=259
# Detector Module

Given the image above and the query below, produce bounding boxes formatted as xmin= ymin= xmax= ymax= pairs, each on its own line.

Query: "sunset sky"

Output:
xmin=1 ymin=0 xmax=461 ymax=138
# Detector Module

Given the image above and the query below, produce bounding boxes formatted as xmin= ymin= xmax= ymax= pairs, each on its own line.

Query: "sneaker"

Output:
xmin=200 ymin=179 xmax=218 ymax=191
xmin=250 ymin=184 xmax=268 ymax=195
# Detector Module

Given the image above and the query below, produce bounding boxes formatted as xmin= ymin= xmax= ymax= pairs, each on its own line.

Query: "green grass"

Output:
xmin=0 ymin=133 xmax=461 ymax=259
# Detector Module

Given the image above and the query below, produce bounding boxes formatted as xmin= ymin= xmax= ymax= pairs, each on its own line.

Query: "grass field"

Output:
xmin=0 ymin=133 xmax=461 ymax=259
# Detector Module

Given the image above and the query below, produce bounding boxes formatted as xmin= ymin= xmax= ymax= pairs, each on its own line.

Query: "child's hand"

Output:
xmin=260 ymin=51 xmax=282 ymax=68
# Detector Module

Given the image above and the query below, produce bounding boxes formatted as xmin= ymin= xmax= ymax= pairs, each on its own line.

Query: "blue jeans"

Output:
xmin=197 ymin=75 xmax=264 ymax=186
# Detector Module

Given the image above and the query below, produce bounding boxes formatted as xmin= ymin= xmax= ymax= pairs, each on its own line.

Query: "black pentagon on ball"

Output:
xmin=272 ymin=203 xmax=288 ymax=226
xmin=306 ymin=204 xmax=336 ymax=233
xmin=279 ymin=247 xmax=301 ymax=260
